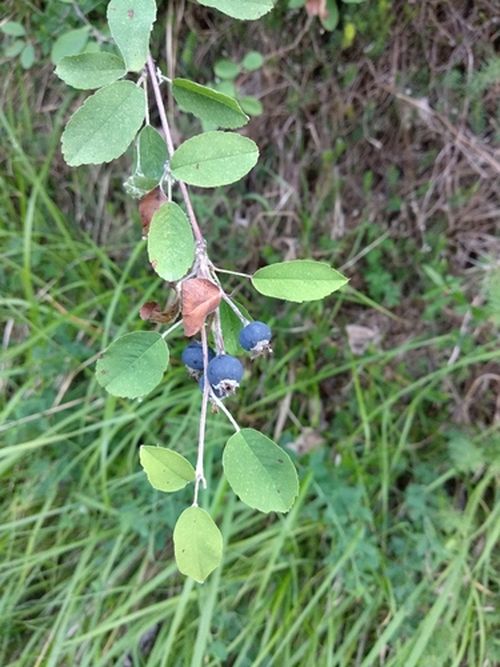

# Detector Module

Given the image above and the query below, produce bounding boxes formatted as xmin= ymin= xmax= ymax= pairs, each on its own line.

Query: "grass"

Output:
xmin=2 ymin=2 xmax=500 ymax=664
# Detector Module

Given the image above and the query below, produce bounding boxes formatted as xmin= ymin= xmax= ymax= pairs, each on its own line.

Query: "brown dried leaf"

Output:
xmin=305 ymin=0 xmax=327 ymax=19
xmin=182 ymin=278 xmax=221 ymax=337
xmin=138 ymin=187 xmax=167 ymax=235
xmin=140 ymin=300 xmax=180 ymax=324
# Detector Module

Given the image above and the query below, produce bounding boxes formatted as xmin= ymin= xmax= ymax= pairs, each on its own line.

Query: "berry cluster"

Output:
xmin=182 ymin=321 xmax=272 ymax=400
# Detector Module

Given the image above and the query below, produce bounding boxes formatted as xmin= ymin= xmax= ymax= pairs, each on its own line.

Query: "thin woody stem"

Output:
xmin=220 ymin=291 xmax=250 ymax=325
xmin=209 ymin=269 xmax=251 ymax=324
xmin=211 ymin=266 xmax=252 ymax=279
xmin=193 ymin=323 xmax=210 ymax=505
xmin=209 ymin=392 xmax=241 ymax=432
xmin=161 ymin=320 xmax=182 ymax=339
xmin=146 ymin=54 xmax=204 ymax=246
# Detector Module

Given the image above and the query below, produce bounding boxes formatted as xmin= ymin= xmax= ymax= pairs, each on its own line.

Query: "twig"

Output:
xmin=211 ymin=266 xmax=252 ymax=279
xmin=219 ymin=291 xmax=250 ymax=325
xmin=208 ymin=267 xmax=250 ymax=323
xmin=209 ymin=393 xmax=241 ymax=433
xmin=161 ymin=320 xmax=183 ymax=339
xmin=145 ymin=54 xmax=204 ymax=246
xmin=193 ymin=324 xmax=210 ymax=505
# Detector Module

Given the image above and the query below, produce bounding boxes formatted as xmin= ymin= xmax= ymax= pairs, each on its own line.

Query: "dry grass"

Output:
xmin=175 ymin=0 xmax=500 ymax=271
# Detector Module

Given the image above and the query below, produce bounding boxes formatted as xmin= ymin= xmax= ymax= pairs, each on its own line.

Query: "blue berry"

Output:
xmin=239 ymin=321 xmax=272 ymax=352
xmin=198 ymin=376 xmax=225 ymax=399
xmin=182 ymin=341 xmax=215 ymax=371
xmin=207 ymin=354 xmax=244 ymax=392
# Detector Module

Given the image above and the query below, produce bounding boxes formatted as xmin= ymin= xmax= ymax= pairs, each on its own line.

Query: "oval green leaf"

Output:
xmin=4 ymin=40 xmax=26 ymax=58
xmin=1 ymin=21 xmax=26 ymax=37
xmin=147 ymin=202 xmax=195 ymax=281
xmin=198 ymin=0 xmax=274 ymax=20
xmin=20 ymin=43 xmax=35 ymax=70
xmin=214 ymin=80 xmax=237 ymax=97
xmin=55 ymin=52 xmax=126 ymax=89
xmin=239 ymin=96 xmax=263 ymax=117
xmin=95 ymin=331 xmax=169 ymax=398
xmin=252 ymin=259 xmax=348 ymax=302
xmin=51 ymin=27 xmax=90 ymax=65
xmin=173 ymin=78 xmax=248 ymax=129
xmin=171 ymin=131 xmax=259 ymax=188
xmin=321 ymin=0 xmax=339 ymax=31
xmin=219 ymin=300 xmax=252 ymax=355
xmin=61 ymin=81 xmax=145 ymax=166
xmin=242 ymin=51 xmax=264 ymax=71
xmin=223 ymin=429 xmax=298 ymax=513
xmin=214 ymin=59 xmax=240 ymax=80
xmin=139 ymin=446 xmax=195 ymax=492
xmin=173 ymin=507 xmax=223 ymax=583
xmin=137 ymin=125 xmax=168 ymax=181
xmin=107 ymin=0 xmax=157 ymax=72
xmin=123 ymin=173 xmax=159 ymax=199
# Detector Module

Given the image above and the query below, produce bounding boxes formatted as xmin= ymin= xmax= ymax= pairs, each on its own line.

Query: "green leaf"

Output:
xmin=123 ymin=173 xmax=159 ymax=199
xmin=84 ymin=41 xmax=102 ymax=54
xmin=239 ymin=96 xmax=263 ymax=116
xmin=4 ymin=40 xmax=25 ymax=58
xmin=242 ymin=51 xmax=264 ymax=71
xmin=447 ymin=432 xmax=484 ymax=474
xmin=20 ymin=43 xmax=35 ymax=69
xmin=137 ymin=125 xmax=168 ymax=181
xmin=214 ymin=59 xmax=240 ymax=80
xmin=171 ymin=131 xmax=259 ymax=188
xmin=172 ymin=78 xmax=249 ymax=129
xmin=51 ymin=27 xmax=90 ymax=65
xmin=124 ymin=125 xmax=168 ymax=197
xmin=139 ymin=446 xmax=195 ymax=492
xmin=223 ymin=429 xmax=298 ymax=513
xmin=55 ymin=52 xmax=126 ymax=89
xmin=1 ymin=21 xmax=26 ymax=37
xmin=198 ymin=0 xmax=274 ymax=20
xmin=107 ymin=0 xmax=157 ymax=72
xmin=219 ymin=300 xmax=252 ymax=355
xmin=321 ymin=0 xmax=339 ymax=31
xmin=95 ymin=331 xmax=169 ymax=398
xmin=214 ymin=80 xmax=237 ymax=97
xmin=61 ymin=81 xmax=145 ymax=166
xmin=147 ymin=202 xmax=195 ymax=281
xmin=252 ymin=259 xmax=348 ymax=302
xmin=173 ymin=507 xmax=223 ymax=582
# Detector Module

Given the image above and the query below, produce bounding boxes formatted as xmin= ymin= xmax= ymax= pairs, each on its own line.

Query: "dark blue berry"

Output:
xmin=207 ymin=354 xmax=244 ymax=388
xmin=182 ymin=341 xmax=215 ymax=371
xmin=198 ymin=376 xmax=225 ymax=399
xmin=239 ymin=321 xmax=272 ymax=352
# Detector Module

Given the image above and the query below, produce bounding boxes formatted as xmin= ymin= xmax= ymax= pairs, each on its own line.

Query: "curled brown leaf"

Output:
xmin=138 ymin=187 xmax=167 ymax=235
xmin=140 ymin=300 xmax=180 ymax=324
xmin=305 ymin=0 xmax=327 ymax=19
xmin=181 ymin=278 xmax=221 ymax=336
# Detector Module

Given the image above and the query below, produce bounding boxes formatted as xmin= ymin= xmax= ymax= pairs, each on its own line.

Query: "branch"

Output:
xmin=219 ymin=291 xmax=250 ymax=325
xmin=209 ymin=392 xmax=241 ymax=433
xmin=146 ymin=54 xmax=204 ymax=246
xmin=193 ymin=323 xmax=210 ymax=505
